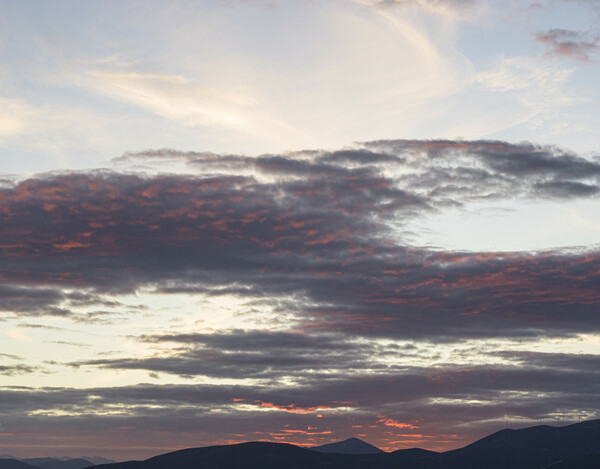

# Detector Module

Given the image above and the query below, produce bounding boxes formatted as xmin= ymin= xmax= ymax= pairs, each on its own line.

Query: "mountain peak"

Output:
xmin=310 ymin=437 xmax=384 ymax=454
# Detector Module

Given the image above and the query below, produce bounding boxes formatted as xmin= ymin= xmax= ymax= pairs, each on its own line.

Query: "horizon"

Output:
xmin=3 ymin=418 xmax=600 ymax=462
xmin=1 ymin=0 xmax=600 ymax=462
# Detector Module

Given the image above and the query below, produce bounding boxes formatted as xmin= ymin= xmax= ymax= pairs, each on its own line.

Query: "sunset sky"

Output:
xmin=1 ymin=0 xmax=600 ymax=461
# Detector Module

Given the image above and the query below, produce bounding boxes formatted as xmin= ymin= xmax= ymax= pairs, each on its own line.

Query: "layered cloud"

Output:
xmin=0 ymin=139 xmax=599 ymax=457
xmin=1 ymin=140 xmax=599 ymax=339
xmin=2 ymin=347 xmax=599 ymax=456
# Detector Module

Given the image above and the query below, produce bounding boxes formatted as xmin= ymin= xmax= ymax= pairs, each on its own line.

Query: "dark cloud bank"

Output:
xmin=1 ymin=139 xmax=599 ymax=458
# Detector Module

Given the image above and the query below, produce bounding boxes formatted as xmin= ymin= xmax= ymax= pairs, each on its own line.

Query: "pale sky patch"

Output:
xmin=3 ymin=328 xmax=34 ymax=343
xmin=0 ymin=97 xmax=33 ymax=140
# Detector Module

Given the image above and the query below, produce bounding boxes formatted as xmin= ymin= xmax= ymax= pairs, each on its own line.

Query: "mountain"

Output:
xmin=310 ymin=437 xmax=384 ymax=454
xmin=76 ymin=458 xmax=114 ymax=466
xmin=22 ymin=458 xmax=93 ymax=469
xmin=0 ymin=460 xmax=39 ymax=469
xmin=0 ymin=458 xmax=93 ymax=469
xmin=24 ymin=419 xmax=600 ymax=469
xmin=92 ymin=442 xmax=419 ymax=469
xmin=541 ymin=453 xmax=600 ymax=469
xmin=442 ymin=419 xmax=600 ymax=469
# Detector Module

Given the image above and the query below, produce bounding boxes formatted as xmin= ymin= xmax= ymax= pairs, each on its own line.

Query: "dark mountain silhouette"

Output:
xmin=310 ymin=437 xmax=384 ymax=454
xmin=22 ymin=458 xmax=93 ymax=469
xmin=76 ymin=459 xmax=114 ymax=466
xmin=17 ymin=419 xmax=600 ymax=469
xmin=0 ymin=458 xmax=93 ymax=469
xmin=0 ymin=460 xmax=39 ymax=469
xmin=93 ymin=442 xmax=384 ymax=469
xmin=541 ymin=453 xmax=600 ymax=469
xmin=440 ymin=419 xmax=600 ymax=469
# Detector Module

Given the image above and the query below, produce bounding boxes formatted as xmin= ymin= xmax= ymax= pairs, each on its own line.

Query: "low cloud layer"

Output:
xmin=2 ymin=349 xmax=599 ymax=456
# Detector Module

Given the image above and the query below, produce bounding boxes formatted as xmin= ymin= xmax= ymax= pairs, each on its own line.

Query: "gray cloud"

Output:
xmin=494 ymin=350 xmax=600 ymax=372
xmin=1 ymin=354 xmax=598 ymax=457
xmin=69 ymin=330 xmax=402 ymax=379
xmin=0 ymin=364 xmax=39 ymax=376
xmin=0 ymin=285 xmax=70 ymax=317
xmin=536 ymin=28 xmax=600 ymax=61
xmin=1 ymin=140 xmax=599 ymax=341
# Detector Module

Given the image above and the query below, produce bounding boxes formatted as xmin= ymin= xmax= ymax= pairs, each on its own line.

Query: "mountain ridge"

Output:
xmin=309 ymin=436 xmax=384 ymax=454
xmin=0 ymin=458 xmax=93 ymax=469
xmin=4 ymin=420 xmax=599 ymax=469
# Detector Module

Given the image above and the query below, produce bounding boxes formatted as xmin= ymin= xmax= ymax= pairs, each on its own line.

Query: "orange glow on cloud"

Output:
xmin=377 ymin=417 xmax=420 ymax=429
xmin=232 ymin=399 xmax=355 ymax=415
xmin=277 ymin=429 xmax=332 ymax=435
xmin=258 ymin=401 xmax=333 ymax=414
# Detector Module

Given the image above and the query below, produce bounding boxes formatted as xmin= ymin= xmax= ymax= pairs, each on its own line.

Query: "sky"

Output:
xmin=1 ymin=0 xmax=600 ymax=461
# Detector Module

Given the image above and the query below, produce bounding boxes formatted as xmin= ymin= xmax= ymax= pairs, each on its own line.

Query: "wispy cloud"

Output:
xmin=475 ymin=55 xmax=577 ymax=129
xmin=0 ymin=364 xmax=38 ymax=376
xmin=1 ymin=353 xmax=598 ymax=455
xmin=362 ymin=0 xmax=481 ymax=19
xmin=81 ymin=70 xmax=256 ymax=128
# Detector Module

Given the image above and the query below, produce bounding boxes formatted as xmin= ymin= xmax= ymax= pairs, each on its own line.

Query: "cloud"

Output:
xmin=494 ymin=350 xmax=600 ymax=372
xmin=1 ymin=352 xmax=599 ymax=456
xmin=534 ymin=180 xmax=600 ymax=198
xmin=69 ymin=330 xmax=388 ymax=379
xmin=47 ymin=340 xmax=91 ymax=348
xmin=0 ymin=364 xmax=38 ymax=376
xmin=0 ymin=349 xmax=40 ymax=375
xmin=80 ymin=71 xmax=256 ymax=129
xmin=0 ymin=140 xmax=599 ymax=342
xmin=363 ymin=0 xmax=481 ymax=19
xmin=536 ymin=29 xmax=600 ymax=62
xmin=1 ymin=138 xmax=599 ymax=456
xmin=475 ymin=56 xmax=576 ymax=125
xmin=0 ymin=283 xmax=139 ymax=321
xmin=0 ymin=285 xmax=70 ymax=317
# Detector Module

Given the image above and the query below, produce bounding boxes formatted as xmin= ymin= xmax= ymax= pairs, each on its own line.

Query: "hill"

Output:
xmin=0 ymin=458 xmax=93 ymax=469
xmin=22 ymin=459 xmax=93 ymax=469
xmin=0 ymin=460 xmax=39 ymax=469
xmin=32 ymin=419 xmax=600 ymax=469
xmin=310 ymin=437 xmax=384 ymax=454
xmin=442 ymin=419 xmax=600 ymax=469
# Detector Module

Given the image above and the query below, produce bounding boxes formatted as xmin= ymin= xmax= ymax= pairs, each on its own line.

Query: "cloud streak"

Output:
xmin=2 ymin=350 xmax=599 ymax=456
